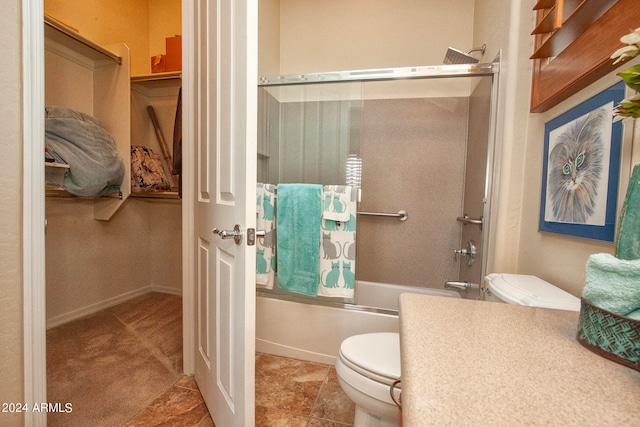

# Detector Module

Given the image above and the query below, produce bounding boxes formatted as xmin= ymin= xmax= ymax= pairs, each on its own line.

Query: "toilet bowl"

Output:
xmin=484 ymin=273 xmax=581 ymax=311
xmin=337 ymin=275 xmax=579 ymax=426
xmin=335 ymin=332 xmax=401 ymax=427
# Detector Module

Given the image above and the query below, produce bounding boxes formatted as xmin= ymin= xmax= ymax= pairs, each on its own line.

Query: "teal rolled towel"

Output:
xmin=627 ymin=308 xmax=640 ymax=321
xmin=616 ymin=164 xmax=640 ymax=260
xmin=582 ymin=253 xmax=640 ymax=316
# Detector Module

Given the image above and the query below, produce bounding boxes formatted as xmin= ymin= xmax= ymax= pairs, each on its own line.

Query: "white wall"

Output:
xmin=0 ymin=0 xmax=24 ymax=423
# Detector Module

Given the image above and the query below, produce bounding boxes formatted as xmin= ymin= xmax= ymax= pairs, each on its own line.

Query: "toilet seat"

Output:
xmin=338 ymin=332 xmax=401 ymax=386
xmin=485 ymin=273 xmax=580 ymax=311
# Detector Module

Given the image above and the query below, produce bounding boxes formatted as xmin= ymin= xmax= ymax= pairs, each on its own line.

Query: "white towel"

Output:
xmin=256 ymin=183 xmax=276 ymax=289
xmin=318 ymin=187 xmax=357 ymax=298
xmin=322 ymin=185 xmax=352 ymax=222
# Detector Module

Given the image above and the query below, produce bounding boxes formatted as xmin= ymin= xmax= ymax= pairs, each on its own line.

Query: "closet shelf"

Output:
xmin=130 ymin=191 xmax=181 ymax=200
xmin=45 ymin=184 xmax=122 ymax=199
xmin=44 ymin=14 xmax=122 ymax=64
xmin=131 ymin=72 xmax=182 ymax=89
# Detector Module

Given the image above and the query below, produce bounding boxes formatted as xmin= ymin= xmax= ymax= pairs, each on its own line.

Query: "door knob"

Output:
xmin=212 ymin=224 xmax=243 ymax=245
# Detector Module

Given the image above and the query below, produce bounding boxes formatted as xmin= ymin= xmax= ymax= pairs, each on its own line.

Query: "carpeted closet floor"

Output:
xmin=47 ymin=292 xmax=355 ymax=426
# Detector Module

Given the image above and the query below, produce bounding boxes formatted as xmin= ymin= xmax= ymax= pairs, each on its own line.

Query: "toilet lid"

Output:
xmin=485 ymin=273 xmax=580 ymax=311
xmin=339 ymin=332 xmax=401 ymax=385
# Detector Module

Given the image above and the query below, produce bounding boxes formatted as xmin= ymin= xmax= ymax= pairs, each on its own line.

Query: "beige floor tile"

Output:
xmin=47 ymin=292 xmax=356 ymax=426
xmin=310 ymin=368 xmax=355 ymax=425
xmin=123 ymin=380 xmax=210 ymax=427
xmin=255 ymin=354 xmax=330 ymax=416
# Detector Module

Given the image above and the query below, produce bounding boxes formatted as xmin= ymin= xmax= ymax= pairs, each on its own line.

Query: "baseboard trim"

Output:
xmin=256 ymin=338 xmax=337 ymax=365
xmin=46 ymin=286 xmax=182 ymax=329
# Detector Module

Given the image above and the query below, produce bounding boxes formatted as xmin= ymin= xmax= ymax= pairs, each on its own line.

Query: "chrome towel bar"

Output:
xmin=357 ymin=210 xmax=408 ymax=221
xmin=456 ymin=215 xmax=482 ymax=228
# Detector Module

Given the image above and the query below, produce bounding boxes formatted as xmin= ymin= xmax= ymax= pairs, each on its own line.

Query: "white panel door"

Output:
xmin=185 ymin=0 xmax=257 ymax=425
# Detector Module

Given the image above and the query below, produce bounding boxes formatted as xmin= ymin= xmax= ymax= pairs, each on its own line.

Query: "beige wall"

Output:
xmin=278 ymin=0 xmax=476 ymax=74
xmin=472 ymin=0 xmax=533 ymax=277
xmin=475 ymin=1 xmax=640 ymax=297
xmin=45 ymin=0 xmax=181 ymax=76
xmin=43 ymin=0 xmax=183 ymax=324
xmin=357 ymin=97 xmax=468 ymax=287
xmin=518 ymin=67 xmax=640 ymax=297
xmin=45 ymin=198 xmax=182 ymax=323
xmin=0 ymin=0 xmax=24 ymax=423
xmin=270 ymin=0 xmax=640 ymax=299
xmin=258 ymin=0 xmax=280 ymax=77
xmin=148 ymin=0 xmax=182 ymax=62
xmin=5 ymin=0 xmax=637 ymax=416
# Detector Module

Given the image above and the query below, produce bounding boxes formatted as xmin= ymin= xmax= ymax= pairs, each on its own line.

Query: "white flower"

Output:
xmin=611 ymin=45 xmax=639 ymax=64
xmin=611 ymin=28 xmax=640 ymax=64
xmin=620 ymin=27 xmax=640 ymax=45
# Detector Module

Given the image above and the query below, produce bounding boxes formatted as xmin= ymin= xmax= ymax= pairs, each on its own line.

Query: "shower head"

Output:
xmin=443 ymin=44 xmax=486 ymax=64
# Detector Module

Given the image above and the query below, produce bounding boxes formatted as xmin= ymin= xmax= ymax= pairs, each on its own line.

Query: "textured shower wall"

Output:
xmin=356 ymin=97 xmax=468 ymax=288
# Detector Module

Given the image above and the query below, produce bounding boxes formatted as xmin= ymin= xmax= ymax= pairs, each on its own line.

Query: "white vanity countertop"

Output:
xmin=399 ymin=293 xmax=640 ymax=426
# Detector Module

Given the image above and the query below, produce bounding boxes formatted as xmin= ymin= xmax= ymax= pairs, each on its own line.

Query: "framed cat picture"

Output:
xmin=539 ymin=81 xmax=625 ymax=242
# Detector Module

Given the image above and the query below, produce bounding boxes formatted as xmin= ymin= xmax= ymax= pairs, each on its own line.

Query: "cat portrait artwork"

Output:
xmin=539 ymin=81 xmax=625 ymax=242
xmin=545 ymin=106 xmax=611 ymax=225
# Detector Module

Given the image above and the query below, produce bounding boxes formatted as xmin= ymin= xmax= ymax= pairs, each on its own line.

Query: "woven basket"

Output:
xmin=577 ymin=298 xmax=640 ymax=372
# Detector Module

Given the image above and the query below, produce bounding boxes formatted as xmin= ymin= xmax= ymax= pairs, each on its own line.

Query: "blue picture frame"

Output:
xmin=539 ymin=81 xmax=625 ymax=242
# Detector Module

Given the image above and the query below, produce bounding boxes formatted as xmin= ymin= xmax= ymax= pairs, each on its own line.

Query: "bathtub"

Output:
xmin=256 ymin=280 xmax=460 ymax=364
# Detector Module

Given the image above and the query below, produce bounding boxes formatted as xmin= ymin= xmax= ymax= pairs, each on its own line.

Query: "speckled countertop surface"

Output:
xmin=399 ymin=294 xmax=640 ymax=426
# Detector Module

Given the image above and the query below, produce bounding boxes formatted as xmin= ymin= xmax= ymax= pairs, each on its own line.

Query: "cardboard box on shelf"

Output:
xmin=165 ymin=35 xmax=182 ymax=72
xmin=151 ymin=54 xmax=166 ymax=73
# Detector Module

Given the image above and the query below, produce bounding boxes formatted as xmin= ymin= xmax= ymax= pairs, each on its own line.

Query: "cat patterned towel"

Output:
xmin=317 ymin=187 xmax=357 ymax=298
xmin=322 ymin=185 xmax=352 ymax=222
xmin=256 ymin=183 xmax=276 ymax=289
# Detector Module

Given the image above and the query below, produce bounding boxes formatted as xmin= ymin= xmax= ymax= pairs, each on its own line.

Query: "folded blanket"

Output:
xmin=582 ymin=253 xmax=640 ymax=316
xmin=616 ymin=164 xmax=640 ymax=260
xmin=45 ymin=106 xmax=124 ymax=198
xmin=276 ymin=184 xmax=322 ymax=296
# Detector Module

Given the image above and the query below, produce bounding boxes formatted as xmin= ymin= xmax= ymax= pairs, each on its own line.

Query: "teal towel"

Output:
xmin=582 ymin=253 xmax=640 ymax=316
xmin=616 ymin=164 xmax=640 ymax=260
xmin=276 ymin=184 xmax=322 ymax=296
xmin=627 ymin=308 xmax=640 ymax=321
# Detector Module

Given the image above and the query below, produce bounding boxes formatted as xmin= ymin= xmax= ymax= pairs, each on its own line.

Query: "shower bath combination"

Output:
xmin=443 ymin=44 xmax=487 ymax=64
xmin=257 ymin=55 xmax=500 ymax=309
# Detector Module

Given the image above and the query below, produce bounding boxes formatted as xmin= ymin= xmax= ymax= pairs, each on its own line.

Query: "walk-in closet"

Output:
xmin=44 ymin=2 xmax=183 ymax=424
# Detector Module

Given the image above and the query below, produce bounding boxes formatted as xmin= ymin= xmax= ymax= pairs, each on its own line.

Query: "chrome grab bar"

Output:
xmin=456 ymin=214 xmax=483 ymax=228
xmin=357 ymin=210 xmax=408 ymax=221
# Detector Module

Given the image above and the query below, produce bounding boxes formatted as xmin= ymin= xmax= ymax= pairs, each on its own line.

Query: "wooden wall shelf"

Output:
xmin=530 ymin=0 xmax=640 ymax=113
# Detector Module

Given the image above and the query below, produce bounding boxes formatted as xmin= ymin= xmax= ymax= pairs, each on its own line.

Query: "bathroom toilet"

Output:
xmin=336 ymin=332 xmax=401 ymax=427
xmin=484 ymin=273 xmax=581 ymax=311
xmin=337 ymin=275 xmax=580 ymax=426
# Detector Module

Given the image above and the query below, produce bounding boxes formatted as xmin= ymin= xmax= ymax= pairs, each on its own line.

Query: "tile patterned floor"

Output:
xmin=47 ymin=292 xmax=355 ymax=426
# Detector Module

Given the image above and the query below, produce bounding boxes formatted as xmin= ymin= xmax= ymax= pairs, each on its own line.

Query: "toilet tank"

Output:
xmin=484 ymin=273 xmax=581 ymax=312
